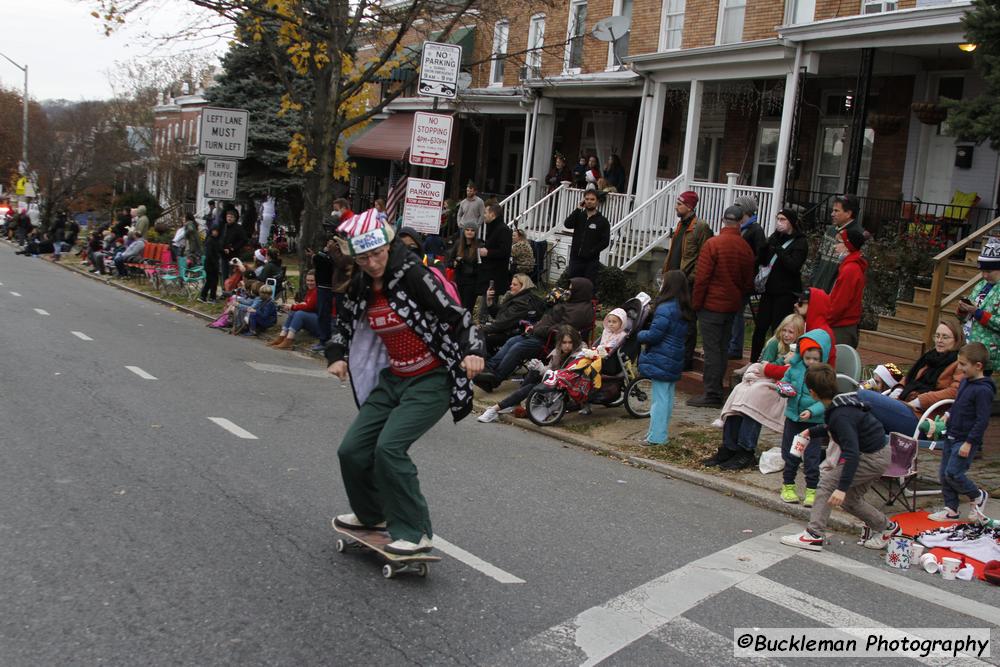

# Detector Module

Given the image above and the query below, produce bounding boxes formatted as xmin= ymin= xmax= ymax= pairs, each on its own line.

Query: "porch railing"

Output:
xmin=499 ymin=178 xmax=537 ymax=229
xmin=786 ymin=188 xmax=1000 ymax=238
xmin=604 ymin=174 xmax=685 ymax=271
xmin=691 ymin=180 xmax=776 ymax=234
xmin=925 ymin=215 xmax=1000 ymax=348
xmin=517 ymin=182 xmax=636 ymax=241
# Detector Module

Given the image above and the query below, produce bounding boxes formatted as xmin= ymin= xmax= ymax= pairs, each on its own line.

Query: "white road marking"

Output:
xmin=797 ymin=548 xmax=1000 ymax=626
xmin=736 ymin=575 xmax=988 ymax=665
xmin=432 ymin=536 xmax=525 ymax=584
xmin=33 ymin=308 xmax=50 ymax=316
xmin=499 ymin=524 xmax=797 ymax=666
xmin=207 ymin=417 xmax=258 ymax=440
xmin=125 ymin=366 xmax=157 ymax=380
xmin=10 ymin=291 xmax=21 ymax=297
xmin=71 ymin=331 xmax=93 ymax=341
xmin=246 ymin=361 xmax=329 ymax=378
xmin=650 ymin=616 xmax=785 ymax=667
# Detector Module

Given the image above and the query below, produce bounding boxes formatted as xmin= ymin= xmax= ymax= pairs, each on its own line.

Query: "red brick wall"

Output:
xmin=744 ymin=0 xmax=785 ymax=41
xmin=682 ymin=0 xmax=720 ymax=48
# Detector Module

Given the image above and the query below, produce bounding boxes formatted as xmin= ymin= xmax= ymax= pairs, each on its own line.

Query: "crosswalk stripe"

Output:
xmin=71 ymin=331 xmax=93 ymax=341
xmin=736 ymin=575 xmax=988 ymax=666
xmin=34 ymin=308 xmax=50 ymax=316
xmin=10 ymin=291 xmax=21 ymax=297
xmin=125 ymin=366 xmax=157 ymax=380
xmin=494 ymin=524 xmax=799 ymax=667
xmin=650 ymin=616 xmax=786 ymax=667
xmin=207 ymin=417 xmax=258 ymax=440
xmin=796 ymin=549 xmax=1000 ymax=626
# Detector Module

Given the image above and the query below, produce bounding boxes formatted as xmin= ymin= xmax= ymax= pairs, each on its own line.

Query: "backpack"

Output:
xmin=428 ymin=265 xmax=462 ymax=306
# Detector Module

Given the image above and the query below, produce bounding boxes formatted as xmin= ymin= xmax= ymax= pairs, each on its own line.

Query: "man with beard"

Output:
xmin=663 ymin=190 xmax=713 ymax=370
xmin=563 ymin=189 xmax=610 ymax=289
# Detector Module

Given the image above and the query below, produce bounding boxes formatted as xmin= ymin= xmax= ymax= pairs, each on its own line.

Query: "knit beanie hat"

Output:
xmin=779 ymin=208 xmax=800 ymax=231
xmin=798 ymin=336 xmax=821 ymax=358
xmin=677 ymin=190 xmax=698 ymax=209
xmin=734 ymin=195 xmax=758 ymax=216
xmin=462 ymin=220 xmax=479 ymax=232
xmin=978 ymin=236 xmax=1000 ymax=270
xmin=839 ymin=225 xmax=866 ymax=253
xmin=336 ymin=208 xmax=395 ymax=257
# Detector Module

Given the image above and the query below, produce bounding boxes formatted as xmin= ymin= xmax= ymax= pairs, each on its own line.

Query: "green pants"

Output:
xmin=338 ymin=367 xmax=450 ymax=543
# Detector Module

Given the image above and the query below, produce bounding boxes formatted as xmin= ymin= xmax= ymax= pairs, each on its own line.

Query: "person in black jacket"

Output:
xmin=221 ymin=208 xmax=248 ymax=283
xmin=750 ymin=208 xmax=809 ymax=361
xmin=780 ymin=364 xmax=899 ymax=552
xmin=563 ymin=190 xmax=610 ymax=290
xmin=199 ymin=226 xmax=223 ymax=302
xmin=113 ymin=208 xmax=131 ymax=239
xmin=476 ymin=204 xmax=512 ymax=300
xmin=480 ymin=273 xmax=545 ymax=353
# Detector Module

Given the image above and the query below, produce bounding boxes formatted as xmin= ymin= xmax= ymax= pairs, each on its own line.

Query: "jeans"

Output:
xmin=114 ymin=253 xmax=129 ymax=276
xmin=856 ymin=389 xmax=918 ymax=436
xmin=486 ymin=335 xmax=544 ymax=381
xmin=316 ymin=287 xmax=334 ymax=343
xmin=727 ymin=297 xmax=750 ymax=357
xmin=284 ymin=310 xmax=320 ymax=337
xmin=781 ymin=418 xmax=825 ymax=488
xmin=939 ymin=437 xmax=981 ymax=510
xmin=646 ymin=380 xmax=676 ymax=445
xmin=499 ymin=370 xmax=543 ymax=410
xmin=723 ymin=414 xmax=763 ymax=453
xmin=698 ymin=309 xmax=736 ymax=401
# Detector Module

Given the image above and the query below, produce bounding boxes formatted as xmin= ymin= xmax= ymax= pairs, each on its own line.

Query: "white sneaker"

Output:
xmin=862 ymin=521 xmax=900 ymax=550
xmin=780 ymin=530 xmax=823 ymax=551
xmin=384 ymin=535 xmax=433 ymax=555
xmin=334 ymin=513 xmax=387 ymax=531
xmin=928 ymin=508 xmax=961 ymax=522
xmin=478 ymin=406 xmax=499 ymax=423
xmin=970 ymin=490 xmax=990 ymax=521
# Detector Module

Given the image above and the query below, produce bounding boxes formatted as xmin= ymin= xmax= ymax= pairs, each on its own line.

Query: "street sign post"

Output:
xmin=198 ymin=106 xmax=250 ymax=159
xmin=418 ymin=42 xmax=462 ymax=99
xmin=205 ymin=159 xmax=238 ymax=201
xmin=409 ymin=112 xmax=453 ymax=168
xmin=402 ymin=178 xmax=446 ymax=234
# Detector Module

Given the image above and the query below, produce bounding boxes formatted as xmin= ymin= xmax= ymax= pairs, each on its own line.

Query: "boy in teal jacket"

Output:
xmin=762 ymin=328 xmax=833 ymax=506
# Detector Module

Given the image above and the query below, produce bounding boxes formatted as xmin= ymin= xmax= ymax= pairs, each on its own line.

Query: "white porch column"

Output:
xmin=680 ymin=79 xmax=703 ymax=190
xmin=521 ymin=97 xmax=539 ymax=185
xmin=195 ymin=168 xmax=207 ymax=219
xmin=634 ymin=80 xmax=666 ymax=205
xmin=530 ymin=97 xmax=557 ymax=192
xmin=769 ymin=44 xmax=804 ymax=234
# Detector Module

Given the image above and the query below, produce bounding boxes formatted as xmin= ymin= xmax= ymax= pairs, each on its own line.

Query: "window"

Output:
xmin=753 ymin=124 xmax=780 ymax=187
xmin=490 ymin=20 xmax=510 ymax=86
xmin=717 ymin=0 xmax=746 ymax=45
xmin=608 ymin=0 xmax=633 ymax=69
xmin=813 ymin=123 xmax=875 ymax=196
xmin=862 ymin=0 xmax=897 ymax=13
xmin=565 ymin=0 xmax=588 ymax=72
xmin=659 ymin=0 xmax=685 ymax=51
xmin=786 ymin=0 xmax=815 ymax=24
xmin=527 ymin=14 xmax=545 ymax=74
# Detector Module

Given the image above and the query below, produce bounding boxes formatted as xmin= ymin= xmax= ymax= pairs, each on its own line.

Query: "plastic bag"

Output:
xmin=758 ymin=447 xmax=784 ymax=474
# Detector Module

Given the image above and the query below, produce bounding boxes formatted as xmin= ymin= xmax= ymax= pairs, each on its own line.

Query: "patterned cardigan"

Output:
xmin=965 ymin=278 xmax=1000 ymax=372
xmin=325 ymin=241 xmax=485 ymax=422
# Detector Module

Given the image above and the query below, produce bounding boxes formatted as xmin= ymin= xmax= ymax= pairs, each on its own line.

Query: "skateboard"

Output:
xmin=332 ymin=521 xmax=441 ymax=579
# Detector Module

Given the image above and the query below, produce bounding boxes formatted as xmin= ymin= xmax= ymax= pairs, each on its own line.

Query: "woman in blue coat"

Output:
xmin=638 ymin=269 xmax=694 ymax=445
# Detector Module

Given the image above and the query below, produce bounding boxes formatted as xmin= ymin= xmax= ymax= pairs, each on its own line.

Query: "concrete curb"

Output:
xmin=479 ymin=401 xmax=859 ymax=534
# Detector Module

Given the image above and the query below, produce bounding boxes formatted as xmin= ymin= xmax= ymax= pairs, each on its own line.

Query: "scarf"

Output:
xmin=900 ymin=349 xmax=958 ymax=401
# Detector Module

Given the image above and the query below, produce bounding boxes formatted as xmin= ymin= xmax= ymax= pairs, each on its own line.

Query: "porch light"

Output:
xmin=958 ymin=43 xmax=978 ymax=53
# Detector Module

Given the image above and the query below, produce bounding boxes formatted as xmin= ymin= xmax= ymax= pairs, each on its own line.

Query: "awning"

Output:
xmin=347 ymin=113 xmax=415 ymax=161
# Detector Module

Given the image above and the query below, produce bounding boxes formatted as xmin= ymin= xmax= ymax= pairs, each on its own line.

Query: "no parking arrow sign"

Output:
xmin=409 ymin=112 xmax=453 ymax=168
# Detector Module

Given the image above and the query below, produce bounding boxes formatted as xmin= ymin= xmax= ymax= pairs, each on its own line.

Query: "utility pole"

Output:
xmin=0 ymin=52 xmax=29 ymax=174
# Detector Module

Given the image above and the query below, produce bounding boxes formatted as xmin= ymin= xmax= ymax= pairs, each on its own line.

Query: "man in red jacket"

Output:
xmin=794 ymin=288 xmax=838 ymax=368
xmin=688 ymin=206 xmax=756 ymax=408
xmin=827 ymin=225 xmax=868 ymax=348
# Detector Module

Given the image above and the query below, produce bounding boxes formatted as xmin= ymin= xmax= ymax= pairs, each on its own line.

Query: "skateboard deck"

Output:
xmin=332 ymin=521 xmax=440 ymax=579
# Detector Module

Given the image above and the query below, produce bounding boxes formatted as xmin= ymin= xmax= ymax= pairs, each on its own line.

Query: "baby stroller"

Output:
xmin=526 ymin=292 xmax=655 ymax=426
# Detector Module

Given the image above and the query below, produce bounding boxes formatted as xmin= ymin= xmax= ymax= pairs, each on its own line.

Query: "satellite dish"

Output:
xmin=457 ymin=72 xmax=472 ymax=90
xmin=592 ymin=15 xmax=631 ymax=42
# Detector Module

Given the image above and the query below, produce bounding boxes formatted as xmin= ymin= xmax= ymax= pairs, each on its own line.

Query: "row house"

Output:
xmin=150 ymin=89 xmax=210 ymax=216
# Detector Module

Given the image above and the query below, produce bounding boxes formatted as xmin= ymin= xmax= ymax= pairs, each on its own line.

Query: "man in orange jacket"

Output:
xmin=827 ymin=225 xmax=868 ymax=348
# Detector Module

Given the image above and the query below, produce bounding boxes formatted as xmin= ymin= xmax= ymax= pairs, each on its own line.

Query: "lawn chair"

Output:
xmin=834 ymin=344 xmax=862 ymax=394
xmin=872 ymin=432 xmax=920 ymax=512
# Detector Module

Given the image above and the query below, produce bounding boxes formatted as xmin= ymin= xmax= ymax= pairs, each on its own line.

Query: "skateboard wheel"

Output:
xmin=382 ymin=564 xmax=395 ymax=579
xmin=415 ymin=562 xmax=429 ymax=578
xmin=335 ymin=539 xmax=346 ymax=553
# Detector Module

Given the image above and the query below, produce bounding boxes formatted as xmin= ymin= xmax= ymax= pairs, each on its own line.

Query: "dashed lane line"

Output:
xmin=125 ymin=366 xmax=158 ymax=380
xmin=207 ymin=417 xmax=258 ymax=440
xmin=71 ymin=331 xmax=93 ymax=341
xmin=10 ymin=291 xmax=21 ymax=297
xmin=33 ymin=308 xmax=50 ymax=316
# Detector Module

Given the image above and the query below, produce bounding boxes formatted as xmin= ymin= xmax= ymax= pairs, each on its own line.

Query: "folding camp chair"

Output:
xmin=872 ymin=432 xmax=920 ymax=512
xmin=834 ymin=344 xmax=862 ymax=395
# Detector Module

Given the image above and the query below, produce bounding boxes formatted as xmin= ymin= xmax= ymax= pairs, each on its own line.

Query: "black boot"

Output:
xmin=719 ymin=449 xmax=757 ymax=471
xmin=702 ymin=446 xmax=735 ymax=468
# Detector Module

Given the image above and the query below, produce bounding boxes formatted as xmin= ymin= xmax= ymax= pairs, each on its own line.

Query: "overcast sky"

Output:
xmin=1 ymin=0 xmax=227 ymax=101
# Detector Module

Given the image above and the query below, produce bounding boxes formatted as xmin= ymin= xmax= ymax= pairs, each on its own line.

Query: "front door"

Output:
xmin=920 ymin=126 xmax=955 ymax=205
xmin=500 ymin=126 xmax=525 ymax=196
xmin=813 ymin=122 xmax=875 ymax=196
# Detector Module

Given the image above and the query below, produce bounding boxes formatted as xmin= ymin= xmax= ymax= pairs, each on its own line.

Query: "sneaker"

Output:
xmin=780 ymin=484 xmax=801 ymax=504
xmin=477 ymin=406 xmax=500 ymax=423
xmin=718 ymin=450 xmax=756 ymax=471
xmin=384 ymin=535 xmax=433 ymax=555
xmin=309 ymin=342 xmax=326 ymax=352
xmin=686 ymin=395 xmax=723 ymax=408
xmin=856 ymin=525 xmax=873 ymax=546
xmin=780 ymin=530 xmax=823 ymax=551
xmin=803 ymin=488 xmax=817 ymax=508
xmin=579 ymin=405 xmax=592 ymax=416
xmin=862 ymin=521 xmax=901 ymax=550
xmin=928 ymin=508 xmax=961 ymax=522
xmin=333 ymin=513 xmax=387 ymax=531
xmin=970 ymin=489 xmax=990 ymax=521
xmin=702 ymin=447 xmax=735 ymax=468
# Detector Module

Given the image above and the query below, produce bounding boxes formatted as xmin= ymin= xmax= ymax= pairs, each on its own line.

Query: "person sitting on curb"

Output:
xmin=269 ymin=270 xmax=331 ymax=349
xmin=232 ymin=285 xmax=278 ymax=336
xmin=477 ymin=325 xmax=583 ymax=423
xmin=473 ymin=276 xmax=594 ymax=393
xmin=780 ymin=363 xmax=900 ymax=552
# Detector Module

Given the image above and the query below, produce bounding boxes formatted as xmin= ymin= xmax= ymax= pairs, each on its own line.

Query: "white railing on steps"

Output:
xmin=603 ymin=175 xmax=686 ymax=271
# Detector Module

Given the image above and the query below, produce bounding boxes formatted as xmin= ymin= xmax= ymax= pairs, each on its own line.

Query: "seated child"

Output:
xmin=477 ymin=325 xmax=582 ymax=423
xmin=859 ymin=363 xmax=904 ymax=393
xmin=926 ymin=342 xmax=994 ymax=522
xmin=595 ymin=308 xmax=629 ymax=357
xmin=758 ymin=313 xmax=805 ymax=364
xmin=232 ymin=285 xmax=278 ymax=336
xmin=780 ymin=363 xmax=900 ymax=552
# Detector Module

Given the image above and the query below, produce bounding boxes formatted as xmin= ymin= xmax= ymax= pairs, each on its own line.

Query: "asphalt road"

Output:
xmin=1 ymin=243 xmax=998 ymax=666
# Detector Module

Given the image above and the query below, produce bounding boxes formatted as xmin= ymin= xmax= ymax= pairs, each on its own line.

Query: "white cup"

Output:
xmin=957 ymin=564 xmax=975 ymax=581
xmin=941 ymin=557 xmax=962 ymax=580
xmin=910 ymin=543 xmax=926 ymax=560
xmin=790 ymin=343 xmax=797 ymax=353
xmin=920 ymin=553 xmax=939 ymax=573
xmin=790 ymin=433 xmax=809 ymax=459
